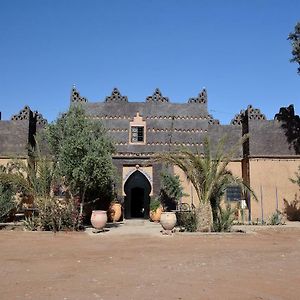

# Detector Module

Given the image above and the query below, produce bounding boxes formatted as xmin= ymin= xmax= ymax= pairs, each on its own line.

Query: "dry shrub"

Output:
xmin=283 ymin=194 xmax=300 ymax=221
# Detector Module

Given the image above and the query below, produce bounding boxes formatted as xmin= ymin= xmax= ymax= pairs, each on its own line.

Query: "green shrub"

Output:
xmin=268 ymin=210 xmax=285 ymax=225
xmin=213 ymin=204 xmax=236 ymax=232
xmin=0 ymin=184 xmax=16 ymax=222
xmin=177 ymin=210 xmax=198 ymax=232
xmin=23 ymin=216 xmax=40 ymax=231
xmin=36 ymin=197 xmax=81 ymax=232
xmin=149 ymin=197 xmax=161 ymax=212
xmin=284 ymin=195 xmax=300 ymax=221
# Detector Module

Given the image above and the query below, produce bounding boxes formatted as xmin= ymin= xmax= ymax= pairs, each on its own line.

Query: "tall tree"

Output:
xmin=46 ymin=105 xmax=116 ymax=214
xmin=288 ymin=22 xmax=300 ymax=74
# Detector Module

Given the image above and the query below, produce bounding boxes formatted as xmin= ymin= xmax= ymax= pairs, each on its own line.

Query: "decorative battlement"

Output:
xmin=33 ymin=110 xmax=48 ymax=125
xmin=70 ymin=86 xmax=88 ymax=103
xmin=207 ymin=113 xmax=220 ymax=125
xmin=11 ymin=106 xmax=32 ymax=121
xmin=10 ymin=106 xmax=48 ymax=125
xmin=146 ymin=88 xmax=169 ymax=103
xmin=231 ymin=105 xmax=266 ymax=125
xmin=188 ymin=88 xmax=207 ymax=104
xmin=105 ymin=88 xmax=128 ymax=103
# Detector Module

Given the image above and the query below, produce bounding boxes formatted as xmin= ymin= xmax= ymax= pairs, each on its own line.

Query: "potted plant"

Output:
xmin=149 ymin=197 xmax=163 ymax=222
xmin=158 ymin=171 xmax=186 ymax=232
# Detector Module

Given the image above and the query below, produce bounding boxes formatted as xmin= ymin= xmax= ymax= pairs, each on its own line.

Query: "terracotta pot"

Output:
xmin=91 ymin=210 xmax=107 ymax=230
xmin=150 ymin=206 xmax=163 ymax=222
xmin=160 ymin=212 xmax=177 ymax=231
xmin=108 ymin=203 xmax=122 ymax=222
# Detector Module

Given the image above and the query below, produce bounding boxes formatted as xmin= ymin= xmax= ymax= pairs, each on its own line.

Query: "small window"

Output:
xmin=131 ymin=126 xmax=144 ymax=143
xmin=226 ymin=185 xmax=242 ymax=201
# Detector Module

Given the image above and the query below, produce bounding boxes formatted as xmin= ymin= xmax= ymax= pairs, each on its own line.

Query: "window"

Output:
xmin=226 ymin=185 xmax=242 ymax=201
xmin=129 ymin=112 xmax=146 ymax=144
xmin=131 ymin=126 xmax=144 ymax=143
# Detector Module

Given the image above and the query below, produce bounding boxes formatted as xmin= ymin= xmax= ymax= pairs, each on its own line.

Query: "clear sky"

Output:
xmin=0 ymin=0 xmax=299 ymax=124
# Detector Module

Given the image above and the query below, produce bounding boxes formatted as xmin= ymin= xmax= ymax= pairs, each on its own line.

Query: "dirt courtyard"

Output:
xmin=1 ymin=226 xmax=300 ymax=300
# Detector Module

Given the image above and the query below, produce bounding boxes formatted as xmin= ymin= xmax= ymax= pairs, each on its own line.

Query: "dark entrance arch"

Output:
xmin=124 ymin=170 xmax=151 ymax=219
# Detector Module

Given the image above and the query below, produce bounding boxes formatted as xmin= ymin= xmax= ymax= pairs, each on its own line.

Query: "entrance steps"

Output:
xmin=86 ymin=218 xmax=162 ymax=236
xmin=123 ymin=219 xmax=150 ymax=226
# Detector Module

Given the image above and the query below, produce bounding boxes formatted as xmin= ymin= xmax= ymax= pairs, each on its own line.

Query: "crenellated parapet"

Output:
xmin=146 ymin=88 xmax=169 ymax=103
xmin=105 ymin=88 xmax=128 ymax=103
xmin=231 ymin=109 xmax=246 ymax=125
xmin=207 ymin=114 xmax=220 ymax=125
xmin=231 ymin=105 xmax=266 ymax=125
xmin=70 ymin=86 xmax=88 ymax=103
xmin=188 ymin=88 xmax=207 ymax=104
xmin=247 ymin=105 xmax=266 ymax=121
xmin=11 ymin=105 xmax=48 ymax=125
xmin=11 ymin=105 xmax=32 ymax=121
xmin=33 ymin=110 xmax=48 ymax=125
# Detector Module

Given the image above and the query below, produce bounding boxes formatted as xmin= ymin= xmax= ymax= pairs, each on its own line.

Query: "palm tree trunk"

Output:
xmin=197 ymin=201 xmax=213 ymax=232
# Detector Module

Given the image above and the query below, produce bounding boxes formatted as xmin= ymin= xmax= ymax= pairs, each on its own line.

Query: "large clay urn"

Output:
xmin=160 ymin=212 xmax=177 ymax=231
xmin=91 ymin=210 xmax=107 ymax=230
xmin=108 ymin=203 xmax=122 ymax=222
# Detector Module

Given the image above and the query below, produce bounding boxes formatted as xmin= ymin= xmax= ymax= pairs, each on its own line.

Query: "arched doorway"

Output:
xmin=124 ymin=170 xmax=151 ymax=219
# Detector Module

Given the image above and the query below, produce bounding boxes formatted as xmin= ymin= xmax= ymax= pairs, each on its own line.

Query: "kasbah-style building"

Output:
xmin=0 ymin=86 xmax=299 ymax=222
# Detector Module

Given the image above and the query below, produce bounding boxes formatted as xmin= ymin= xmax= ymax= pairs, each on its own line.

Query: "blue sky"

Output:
xmin=0 ymin=0 xmax=299 ymax=124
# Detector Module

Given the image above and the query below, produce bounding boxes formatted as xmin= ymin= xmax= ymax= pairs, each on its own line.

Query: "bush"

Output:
xmin=268 ymin=210 xmax=285 ymax=225
xmin=213 ymin=204 xmax=236 ymax=232
xmin=283 ymin=195 xmax=300 ymax=221
xmin=23 ymin=215 xmax=40 ymax=231
xmin=36 ymin=197 xmax=81 ymax=232
xmin=149 ymin=197 xmax=161 ymax=212
xmin=0 ymin=184 xmax=16 ymax=222
xmin=177 ymin=210 xmax=198 ymax=232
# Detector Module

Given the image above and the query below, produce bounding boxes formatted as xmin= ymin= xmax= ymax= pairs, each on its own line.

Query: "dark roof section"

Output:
xmin=248 ymin=120 xmax=298 ymax=156
xmin=78 ymin=90 xmax=219 ymax=154
xmin=0 ymin=120 xmax=29 ymax=157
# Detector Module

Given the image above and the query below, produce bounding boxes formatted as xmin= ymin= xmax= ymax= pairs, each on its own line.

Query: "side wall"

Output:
xmin=249 ymin=158 xmax=300 ymax=221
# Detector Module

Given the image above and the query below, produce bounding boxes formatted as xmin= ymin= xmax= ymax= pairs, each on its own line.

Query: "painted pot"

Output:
xmin=91 ymin=210 xmax=107 ymax=230
xmin=150 ymin=206 xmax=163 ymax=222
xmin=160 ymin=212 xmax=177 ymax=231
xmin=108 ymin=203 xmax=122 ymax=222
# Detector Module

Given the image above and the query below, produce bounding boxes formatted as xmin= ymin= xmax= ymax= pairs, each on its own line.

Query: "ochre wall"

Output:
xmin=173 ymin=165 xmax=198 ymax=207
xmin=249 ymin=158 xmax=300 ymax=221
xmin=0 ymin=158 xmax=27 ymax=168
xmin=174 ymin=161 xmax=243 ymax=208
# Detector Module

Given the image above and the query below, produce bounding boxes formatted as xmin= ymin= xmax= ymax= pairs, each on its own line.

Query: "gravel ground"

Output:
xmin=1 ymin=222 xmax=300 ymax=300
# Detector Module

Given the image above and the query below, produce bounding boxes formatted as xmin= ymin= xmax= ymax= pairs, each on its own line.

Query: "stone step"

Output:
xmin=124 ymin=219 xmax=148 ymax=226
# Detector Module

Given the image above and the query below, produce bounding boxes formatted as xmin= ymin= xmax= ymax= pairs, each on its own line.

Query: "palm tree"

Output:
xmin=155 ymin=136 xmax=256 ymax=231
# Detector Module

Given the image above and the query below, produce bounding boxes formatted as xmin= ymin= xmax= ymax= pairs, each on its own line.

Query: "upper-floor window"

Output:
xmin=131 ymin=126 xmax=144 ymax=143
xmin=129 ymin=112 xmax=146 ymax=144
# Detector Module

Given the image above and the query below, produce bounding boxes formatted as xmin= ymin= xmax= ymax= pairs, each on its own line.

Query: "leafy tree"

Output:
xmin=159 ymin=171 xmax=187 ymax=211
xmin=288 ymin=22 xmax=300 ymax=74
xmin=46 ymin=105 xmax=116 ymax=215
xmin=155 ymin=136 xmax=256 ymax=231
xmin=291 ymin=166 xmax=300 ymax=188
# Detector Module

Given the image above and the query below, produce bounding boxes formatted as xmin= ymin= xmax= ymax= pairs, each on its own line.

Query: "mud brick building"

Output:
xmin=1 ymin=87 xmax=299 ymax=221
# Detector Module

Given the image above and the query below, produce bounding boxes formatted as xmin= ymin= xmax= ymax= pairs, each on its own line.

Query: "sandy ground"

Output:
xmin=1 ymin=223 xmax=300 ymax=300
